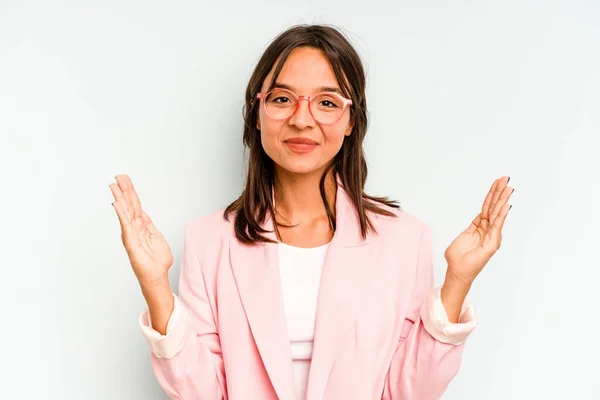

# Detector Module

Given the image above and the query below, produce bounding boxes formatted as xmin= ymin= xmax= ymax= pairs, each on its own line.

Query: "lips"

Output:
xmin=284 ymin=137 xmax=318 ymax=154
xmin=285 ymin=137 xmax=318 ymax=145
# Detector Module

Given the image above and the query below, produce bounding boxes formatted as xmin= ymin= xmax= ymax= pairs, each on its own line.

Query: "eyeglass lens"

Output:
xmin=264 ymin=89 xmax=346 ymax=124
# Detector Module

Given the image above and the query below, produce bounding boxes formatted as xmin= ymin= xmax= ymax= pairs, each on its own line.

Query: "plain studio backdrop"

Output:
xmin=1 ymin=0 xmax=599 ymax=399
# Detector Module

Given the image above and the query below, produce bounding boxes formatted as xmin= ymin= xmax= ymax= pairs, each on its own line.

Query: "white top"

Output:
xmin=277 ymin=241 xmax=329 ymax=400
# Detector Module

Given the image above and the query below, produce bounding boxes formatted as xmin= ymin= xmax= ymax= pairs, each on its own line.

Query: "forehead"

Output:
xmin=263 ymin=47 xmax=340 ymax=92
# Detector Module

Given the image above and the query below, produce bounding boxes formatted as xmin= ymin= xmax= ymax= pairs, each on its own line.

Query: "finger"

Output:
xmin=495 ymin=203 xmax=512 ymax=232
xmin=112 ymin=200 xmax=132 ymax=233
xmin=110 ymin=183 xmax=132 ymax=225
xmin=487 ymin=203 xmax=511 ymax=247
xmin=123 ymin=176 xmax=143 ymax=220
xmin=115 ymin=175 xmax=133 ymax=217
xmin=481 ymin=179 xmax=498 ymax=230
xmin=489 ymin=176 xmax=510 ymax=215
xmin=109 ymin=183 xmax=125 ymax=202
xmin=116 ymin=174 xmax=143 ymax=220
xmin=489 ymin=185 xmax=514 ymax=223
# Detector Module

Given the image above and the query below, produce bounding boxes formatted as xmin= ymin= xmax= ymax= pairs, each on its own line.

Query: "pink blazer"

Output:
xmin=139 ymin=185 xmax=476 ymax=400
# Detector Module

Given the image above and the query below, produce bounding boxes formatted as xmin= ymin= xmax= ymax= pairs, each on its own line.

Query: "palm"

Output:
xmin=125 ymin=212 xmax=173 ymax=280
xmin=444 ymin=176 xmax=514 ymax=284
xmin=110 ymin=175 xmax=173 ymax=286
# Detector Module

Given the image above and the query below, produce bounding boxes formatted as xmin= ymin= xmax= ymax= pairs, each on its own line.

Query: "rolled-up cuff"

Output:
xmin=139 ymin=293 xmax=192 ymax=359
xmin=420 ymin=286 xmax=477 ymax=345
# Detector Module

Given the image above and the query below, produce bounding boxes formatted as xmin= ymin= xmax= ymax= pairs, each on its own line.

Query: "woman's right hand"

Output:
xmin=110 ymin=174 xmax=174 ymax=289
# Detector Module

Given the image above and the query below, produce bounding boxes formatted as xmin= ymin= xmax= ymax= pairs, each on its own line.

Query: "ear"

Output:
xmin=345 ymin=119 xmax=354 ymax=136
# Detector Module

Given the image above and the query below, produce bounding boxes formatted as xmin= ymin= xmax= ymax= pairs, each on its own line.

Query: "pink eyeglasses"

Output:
xmin=256 ymin=88 xmax=353 ymax=125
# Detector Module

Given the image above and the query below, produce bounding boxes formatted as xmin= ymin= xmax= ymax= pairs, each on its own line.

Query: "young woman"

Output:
xmin=110 ymin=24 xmax=514 ymax=400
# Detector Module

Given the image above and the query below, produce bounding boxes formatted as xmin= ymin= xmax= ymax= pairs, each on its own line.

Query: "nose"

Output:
xmin=288 ymin=97 xmax=315 ymax=130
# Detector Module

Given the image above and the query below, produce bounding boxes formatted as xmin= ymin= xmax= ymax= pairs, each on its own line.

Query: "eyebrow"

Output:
xmin=272 ymin=82 xmax=344 ymax=96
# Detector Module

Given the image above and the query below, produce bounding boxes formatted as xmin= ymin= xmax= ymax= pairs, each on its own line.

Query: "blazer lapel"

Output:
xmin=305 ymin=184 xmax=381 ymax=400
xmin=229 ymin=214 xmax=296 ymax=400
xmin=228 ymin=181 xmax=381 ymax=400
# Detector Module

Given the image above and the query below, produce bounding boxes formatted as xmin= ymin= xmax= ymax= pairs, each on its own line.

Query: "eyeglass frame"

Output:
xmin=255 ymin=88 xmax=353 ymax=125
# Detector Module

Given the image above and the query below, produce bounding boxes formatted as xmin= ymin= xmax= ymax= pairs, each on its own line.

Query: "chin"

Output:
xmin=278 ymin=160 xmax=325 ymax=175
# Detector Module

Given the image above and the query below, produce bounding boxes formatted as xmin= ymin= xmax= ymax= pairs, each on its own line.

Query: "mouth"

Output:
xmin=284 ymin=137 xmax=318 ymax=154
xmin=285 ymin=137 xmax=318 ymax=145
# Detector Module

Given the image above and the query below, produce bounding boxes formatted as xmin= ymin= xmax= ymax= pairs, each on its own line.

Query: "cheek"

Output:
xmin=315 ymin=129 xmax=345 ymax=162
xmin=258 ymin=119 xmax=285 ymax=157
xmin=322 ymin=122 xmax=350 ymax=150
xmin=260 ymin=130 xmax=277 ymax=155
xmin=323 ymin=129 xmax=345 ymax=147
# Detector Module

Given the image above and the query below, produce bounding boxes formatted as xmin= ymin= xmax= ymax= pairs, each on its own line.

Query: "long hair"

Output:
xmin=224 ymin=24 xmax=399 ymax=244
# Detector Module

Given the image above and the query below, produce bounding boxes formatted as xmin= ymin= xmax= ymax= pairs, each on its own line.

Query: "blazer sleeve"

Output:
xmin=382 ymin=224 xmax=476 ymax=400
xmin=138 ymin=223 xmax=226 ymax=400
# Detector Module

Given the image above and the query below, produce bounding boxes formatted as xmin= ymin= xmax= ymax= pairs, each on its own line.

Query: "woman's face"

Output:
xmin=257 ymin=47 xmax=353 ymax=176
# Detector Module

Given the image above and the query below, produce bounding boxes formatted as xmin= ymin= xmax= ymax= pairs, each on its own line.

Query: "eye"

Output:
xmin=266 ymin=90 xmax=294 ymax=104
xmin=319 ymin=100 xmax=339 ymax=108
xmin=316 ymin=94 xmax=342 ymax=109
xmin=272 ymin=96 xmax=291 ymax=103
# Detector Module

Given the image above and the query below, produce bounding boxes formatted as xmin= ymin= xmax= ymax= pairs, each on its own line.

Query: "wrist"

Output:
xmin=441 ymin=269 xmax=472 ymax=323
xmin=441 ymin=277 xmax=471 ymax=303
xmin=140 ymin=275 xmax=171 ymax=299
xmin=140 ymin=276 xmax=174 ymax=336
xmin=445 ymin=263 xmax=476 ymax=286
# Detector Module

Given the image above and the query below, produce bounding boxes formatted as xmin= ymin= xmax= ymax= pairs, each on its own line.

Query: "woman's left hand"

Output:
xmin=444 ymin=176 xmax=514 ymax=285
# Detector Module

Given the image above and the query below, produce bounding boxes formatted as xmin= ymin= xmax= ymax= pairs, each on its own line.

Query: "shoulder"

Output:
xmin=367 ymin=205 xmax=435 ymax=271
xmin=182 ymin=208 xmax=234 ymax=258
xmin=368 ymin=202 xmax=432 ymax=241
xmin=184 ymin=207 xmax=234 ymax=240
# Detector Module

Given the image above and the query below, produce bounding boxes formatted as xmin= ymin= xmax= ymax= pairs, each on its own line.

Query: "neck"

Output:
xmin=273 ymin=167 xmax=337 ymax=224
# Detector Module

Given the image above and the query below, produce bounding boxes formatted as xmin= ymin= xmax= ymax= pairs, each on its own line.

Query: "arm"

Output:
xmin=139 ymin=223 xmax=226 ymax=400
xmin=383 ymin=176 xmax=513 ymax=399
xmin=382 ymin=225 xmax=476 ymax=400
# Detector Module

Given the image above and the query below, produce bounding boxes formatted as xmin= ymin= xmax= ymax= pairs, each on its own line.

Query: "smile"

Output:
xmin=284 ymin=138 xmax=318 ymax=154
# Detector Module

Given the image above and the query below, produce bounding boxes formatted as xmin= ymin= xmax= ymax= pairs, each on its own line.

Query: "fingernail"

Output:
xmin=509 ymin=205 xmax=513 ymax=210
xmin=507 ymin=176 xmax=511 ymax=183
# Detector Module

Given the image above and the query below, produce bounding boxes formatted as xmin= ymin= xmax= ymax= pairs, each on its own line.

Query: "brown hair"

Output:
xmin=224 ymin=24 xmax=399 ymax=244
